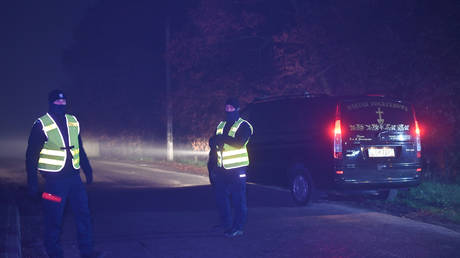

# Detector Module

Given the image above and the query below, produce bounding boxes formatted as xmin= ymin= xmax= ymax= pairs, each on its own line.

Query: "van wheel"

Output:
xmin=290 ymin=170 xmax=313 ymax=206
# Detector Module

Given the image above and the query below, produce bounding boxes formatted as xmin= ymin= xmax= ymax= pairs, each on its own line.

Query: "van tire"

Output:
xmin=289 ymin=166 xmax=314 ymax=206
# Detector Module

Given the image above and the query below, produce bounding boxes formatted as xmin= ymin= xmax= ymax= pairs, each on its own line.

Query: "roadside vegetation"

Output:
xmin=350 ymin=180 xmax=460 ymax=231
xmin=392 ymin=181 xmax=460 ymax=224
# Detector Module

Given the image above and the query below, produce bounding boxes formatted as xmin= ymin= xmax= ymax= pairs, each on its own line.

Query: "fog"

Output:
xmin=1 ymin=135 xmax=29 ymax=159
xmin=0 ymin=134 xmax=208 ymax=165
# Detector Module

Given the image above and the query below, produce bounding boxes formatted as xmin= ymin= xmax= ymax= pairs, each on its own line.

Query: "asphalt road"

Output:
xmin=2 ymin=159 xmax=460 ymax=258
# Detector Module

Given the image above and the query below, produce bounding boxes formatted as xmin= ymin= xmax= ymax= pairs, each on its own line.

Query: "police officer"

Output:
xmin=26 ymin=90 xmax=97 ymax=258
xmin=209 ymin=97 xmax=253 ymax=237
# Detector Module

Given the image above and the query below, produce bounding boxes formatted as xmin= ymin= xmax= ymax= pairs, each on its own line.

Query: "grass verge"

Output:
xmin=351 ymin=181 xmax=460 ymax=231
xmin=392 ymin=182 xmax=460 ymax=224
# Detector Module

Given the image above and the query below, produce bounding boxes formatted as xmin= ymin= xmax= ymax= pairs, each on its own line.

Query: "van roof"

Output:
xmin=251 ymin=93 xmax=408 ymax=105
xmin=252 ymin=93 xmax=330 ymax=104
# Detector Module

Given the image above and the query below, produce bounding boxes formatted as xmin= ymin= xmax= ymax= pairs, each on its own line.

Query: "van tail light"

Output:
xmin=414 ymin=120 xmax=421 ymax=158
xmin=334 ymin=119 xmax=342 ymax=159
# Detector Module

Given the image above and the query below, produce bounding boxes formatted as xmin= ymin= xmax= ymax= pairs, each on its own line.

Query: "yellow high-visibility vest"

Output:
xmin=216 ymin=118 xmax=253 ymax=169
xmin=37 ymin=113 xmax=81 ymax=172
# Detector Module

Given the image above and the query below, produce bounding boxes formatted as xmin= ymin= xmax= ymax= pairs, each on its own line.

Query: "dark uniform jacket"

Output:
xmin=208 ymin=118 xmax=252 ymax=184
xmin=26 ymin=113 xmax=93 ymax=195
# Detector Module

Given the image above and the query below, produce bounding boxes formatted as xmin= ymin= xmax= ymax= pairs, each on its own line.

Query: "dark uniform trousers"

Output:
xmin=43 ymin=173 xmax=93 ymax=257
xmin=213 ymin=166 xmax=247 ymax=231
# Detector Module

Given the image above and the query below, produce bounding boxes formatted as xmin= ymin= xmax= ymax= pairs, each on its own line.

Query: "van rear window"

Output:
xmin=342 ymin=100 xmax=412 ymax=133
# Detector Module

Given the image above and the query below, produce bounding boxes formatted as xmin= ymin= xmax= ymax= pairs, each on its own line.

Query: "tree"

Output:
xmin=167 ymin=0 xmax=460 ymax=180
xmin=166 ymin=0 xmax=271 ymax=139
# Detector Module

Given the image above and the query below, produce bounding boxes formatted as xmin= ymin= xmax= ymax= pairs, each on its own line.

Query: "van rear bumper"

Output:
xmin=334 ymin=177 xmax=421 ymax=190
xmin=333 ymin=162 xmax=422 ymax=190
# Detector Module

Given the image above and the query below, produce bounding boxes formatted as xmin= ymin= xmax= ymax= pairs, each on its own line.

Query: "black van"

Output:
xmin=242 ymin=94 xmax=422 ymax=205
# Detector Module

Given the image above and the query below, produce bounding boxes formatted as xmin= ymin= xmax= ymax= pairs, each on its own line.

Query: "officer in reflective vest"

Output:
xmin=209 ymin=97 xmax=253 ymax=238
xmin=26 ymin=90 xmax=97 ymax=258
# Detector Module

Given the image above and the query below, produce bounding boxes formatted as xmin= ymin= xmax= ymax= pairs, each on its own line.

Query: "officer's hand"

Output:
xmin=214 ymin=135 xmax=225 ymax=148
xmin=221 ymin=135 xmax=233 ymax=143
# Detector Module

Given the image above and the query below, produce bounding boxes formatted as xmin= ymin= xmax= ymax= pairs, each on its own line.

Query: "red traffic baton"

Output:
xmin=42 ymin=192 xmax=62 ymax=203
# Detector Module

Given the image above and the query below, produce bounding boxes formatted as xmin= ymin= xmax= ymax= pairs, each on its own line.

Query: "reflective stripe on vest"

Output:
xmin=216 ymin=118 xmax=253 ymax=169
xmin=37 ymin=113 xmax=81 ymax=172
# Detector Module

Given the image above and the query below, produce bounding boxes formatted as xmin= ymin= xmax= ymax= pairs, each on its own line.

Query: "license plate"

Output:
xmin=368 ymin=147 xmax=395 ymax=157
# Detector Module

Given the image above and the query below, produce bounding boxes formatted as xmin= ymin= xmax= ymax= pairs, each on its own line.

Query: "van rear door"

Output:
xmin=339 ymin=98 xmax=420 ymax=184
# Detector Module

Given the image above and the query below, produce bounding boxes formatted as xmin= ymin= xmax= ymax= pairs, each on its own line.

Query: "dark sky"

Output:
xmin=1 ymin=1 xmax=98 ymax=129
xmin=0 ymin=1 xmax=97 ymax=155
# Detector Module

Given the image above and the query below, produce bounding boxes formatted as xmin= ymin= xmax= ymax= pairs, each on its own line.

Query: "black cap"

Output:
xmin=48 ymin=90 xmax=66 ymax=103
xmin=225 ymin=97 xmax=240 ymax=110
